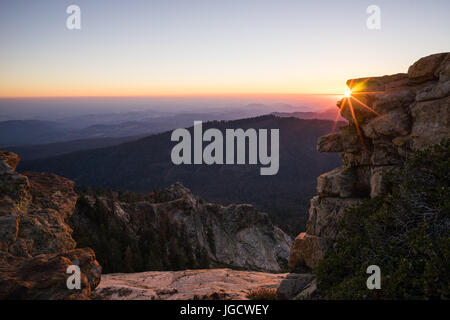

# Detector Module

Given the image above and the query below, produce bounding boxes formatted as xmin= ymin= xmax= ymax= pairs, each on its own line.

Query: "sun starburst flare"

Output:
xmin=331 ymin=78 xmax=405 ymax=148
xmin=344 ymin=88 xmax=352 ymax=98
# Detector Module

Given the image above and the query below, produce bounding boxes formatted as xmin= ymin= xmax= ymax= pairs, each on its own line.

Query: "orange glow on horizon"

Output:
xmin=0 ymin=89 xmax=345 ymax=99
xmin=0 ymin=78 xmax=348 ymax=99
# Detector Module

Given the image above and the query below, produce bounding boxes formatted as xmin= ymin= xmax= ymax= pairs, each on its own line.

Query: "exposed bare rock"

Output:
xmin=383 ymin=73 xmax=410 ymax=90
xmin=346 ymin=77 xmax=384 ymax=92
xmin=411 ymin=96 xmax=450 ymax=149
xmin=339 ymin=124 xmax=362 ymax=151
xmin=305 ymin=197 xmax=363 ymax=240
xmin=338 ymin=149 xmax=372 ymax=167
xmin=362 ymin=108 xmax=410 ymax=138
xmin=294 ymin=278 xmax=318 ymax=300
xmin=317 ymin=167 xmax=356 ymax=198
xmin=289 ymin=233 xmax=329 ymax=270
xmin=338 ymin=95 xmax=377 ymax=124
xmin=346 ymin=73 xmax=408 ymax=92
xmin=0 ymin=151 xmax=20 ymax=170
xmin=0 ymin=248 xmax=100 ymax=300
xmin=276 ymin=273 xmax=315 ymax=300
xmin=435 ymin=53 xmax=450 ymax=78
xmin=371 ymin=87 xmax=417 ymax=114
xmin=371 ymin=138 xmax=403 ymax=166
xmin=95 ymin=268 xmax=298 ymax=300
xmin=73 ymin=183 xmax=292 ymax=273
xmin=416 ymin=80 xmax=450 ymax=101
xmin=23 ymin=172 xmax=78 ymax=221
xmin=289 ymin=53 xmax=450 ymax=271
xmin=317 ymin=133 xmax=343 ymax=153
xmin=436 ymin=54 xmax=450 ymax=82
xmin=0 ymin=157 xmax=31 ymax=214
xmin=0 ymin=151 xmax=101 ymax=299
xmin=408 ymin=53 xmax=448 ymax=84
xmin=332 ymin=124 xmax=373 ymax=167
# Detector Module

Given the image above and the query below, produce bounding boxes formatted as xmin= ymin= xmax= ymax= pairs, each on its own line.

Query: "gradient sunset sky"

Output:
xmin=1 ymin=0 xmax=449 ymax=98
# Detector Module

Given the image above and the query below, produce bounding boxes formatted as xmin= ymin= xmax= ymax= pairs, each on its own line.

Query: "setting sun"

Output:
xmin=344 ymin=88 xmax=352 ymax=97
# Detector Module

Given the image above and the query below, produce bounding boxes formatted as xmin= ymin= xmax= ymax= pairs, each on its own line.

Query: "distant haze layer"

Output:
xmin=0 ymin=94 xmax=340 ymax=120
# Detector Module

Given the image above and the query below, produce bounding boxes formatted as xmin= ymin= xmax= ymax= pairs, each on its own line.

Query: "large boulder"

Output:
xmin=289 ymin=233 xmax=329 ymax=270
xmin=0 ymin=151 xmax=101 ymax=299
xmin=276 ymin=273 xmax=315 ymax=300
xmin=0 ymin=248 xmax=100 ymax=300
xmin=317 ymin=167 xmax=356 ymax=198
xmin=371 ymin=87 xmax=417 ymax=114
xmin=317 ymin=133 xmax=343 ymax=153
xmin=361 ymin=108 xmax=410 ymax=138
xmin=294 ymin=278 xmax=318 ymax=300
xmin=408 ymin=53 xmax=448 ymax=84
xmin=416 ymin=80 xmax=450 ymax=102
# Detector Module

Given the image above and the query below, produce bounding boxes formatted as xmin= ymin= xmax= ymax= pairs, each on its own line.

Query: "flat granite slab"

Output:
xmin=94 ymin=268 xmax=290 ymax=300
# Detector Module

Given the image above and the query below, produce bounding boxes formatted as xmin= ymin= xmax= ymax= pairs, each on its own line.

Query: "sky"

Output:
xmin=0 ymin=0 xmax=449 ymax=98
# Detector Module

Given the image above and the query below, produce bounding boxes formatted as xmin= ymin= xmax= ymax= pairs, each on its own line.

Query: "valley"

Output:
xmin=19 ymin=116 xmax=343 ymax=235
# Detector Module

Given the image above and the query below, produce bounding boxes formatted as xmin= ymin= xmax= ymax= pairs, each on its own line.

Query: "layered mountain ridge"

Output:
xmin=20 ymin=116 xmax=343 ymax=235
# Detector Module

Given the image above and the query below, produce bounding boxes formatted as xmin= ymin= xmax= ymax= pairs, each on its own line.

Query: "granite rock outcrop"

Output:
xmin=73 ymin=183 xmax=292 ymax=273
xmin=0 ymin=151 xmax=101 ymax=299
xmin=289 ymin=52 xmax=450 ymax=270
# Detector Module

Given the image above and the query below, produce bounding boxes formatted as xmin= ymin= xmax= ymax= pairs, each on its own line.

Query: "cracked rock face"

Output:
xmin=73 ymin=182 xmax=292 ymax=273
xmin=0 ymin=152 xmax=101 ymax=299
xmin=289 ymin=52 xmax=450 ymax=270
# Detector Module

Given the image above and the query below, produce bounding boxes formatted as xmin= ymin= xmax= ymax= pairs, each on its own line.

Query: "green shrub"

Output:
xmin=316 ymin=140 xmax=450 ymax=299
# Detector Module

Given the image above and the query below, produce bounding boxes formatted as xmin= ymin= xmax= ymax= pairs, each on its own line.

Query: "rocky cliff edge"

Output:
xmin=0 ymin=151 xmax=101 ymax=299
xmin=73 ymin=182 xmax=292 ymax=273
xmin=289 ymin=52 xmax=450 ymax=270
